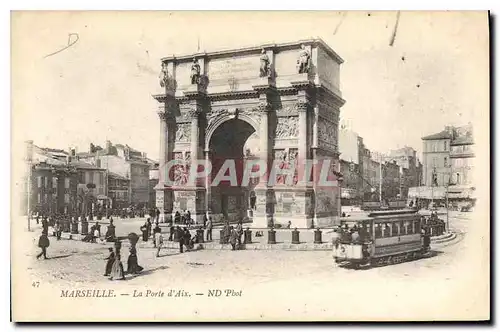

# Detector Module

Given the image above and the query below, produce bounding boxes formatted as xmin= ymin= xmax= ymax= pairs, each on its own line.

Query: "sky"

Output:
xmin=11 ymin=11 xmax=489 ymax=161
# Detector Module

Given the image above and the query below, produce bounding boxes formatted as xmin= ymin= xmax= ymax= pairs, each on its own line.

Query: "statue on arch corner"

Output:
xmin=159 ymin=62 xmax=168 ymax=88
xmin=190 ymin=58 xmax=201 ymax=85
xmin=297 ymin=44 xmax=311 ymax=74
xmin=259 ymin=49 xmax=271 ymax=78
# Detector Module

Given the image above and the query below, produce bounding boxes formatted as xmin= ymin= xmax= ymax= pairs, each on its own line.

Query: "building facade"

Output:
xmin=78 ymin=141 xmax=152 ymax=208
xmin=107 ymin=172 xmax=130 ymax=209
xmin=153 ymin=39 xmax=345 ymax=228
xmin=22 ymin=141 xmax=79 ymax=216
xmin=422 ymin=129 xmax=452 ymax=187
xmin=409 ymin=124 xmax=475 ymax=208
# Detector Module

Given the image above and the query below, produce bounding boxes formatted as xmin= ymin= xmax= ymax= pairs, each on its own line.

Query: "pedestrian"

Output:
xmin=140 ymin=222 xmax=149 ymax=242
xmin=95 ymin=222 xmax=101 ymax=237
xmin=236 ymin=221 xmax=243 ymax=246
xmin=54 ymin=222 xmax=62 ymax=240
xmin=155 ymin=230 xmax=164 ymax=258
xmin=93 ymin=225 xmax=100 ymax=243
xmin=168 ymin=224 xmax=175 ymax=241
xmin=174 ymin=211 xmax=181 ymax=224
xmin=229 ymin=226 xmax=238 ymax=250
xmin=153 ymin=223 xmax=161 ymax=247
xmin=36 ymin=214 xmax=40 ymax=225
xmin=41 ymin=217 xmax=49 ymax=235
xmin=155 ymin=208 xmax=160 ymax=224
xmin=36 ymin=232 xmax=50 ymax=259
xmin=104 ymin=248 xmax=115 ymax=276
xmin=109 ymin=250 xmax=125 ymax=280
xmin=183 ymin=227 xmax=193 ymax=250
xmin=203 ymin=213 xmax=208 ymax=228
xmin=105 ymin=220 xmax=116 ymax=242
xmin=331 ymin=227 xmax=340 ymax=249
xmin=286 ymin=221 xmax=292 ymax=229
xmin=126 ymin=247 xmax=143 ymax=274
xmin=178 ymin=226 xmax=185 ymax=253
xmin=146 ymin=218 xmax=152 ymax=237
xmin=206 ymin=217 xmax=213 ymax=242
xmin=222 ymin=221 xmax=230 ymax=244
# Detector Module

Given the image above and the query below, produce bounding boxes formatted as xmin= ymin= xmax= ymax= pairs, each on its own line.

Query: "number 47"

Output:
xmin=32 ymin=281 xmax=40 ymax=288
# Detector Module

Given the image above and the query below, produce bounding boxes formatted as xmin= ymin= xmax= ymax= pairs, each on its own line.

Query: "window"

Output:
xmin=79 ymin=172 xmax=85 ymax=183
xmin=391 ymin=222 xmax=400 ymax=237
xmin=375 ymin=224 xmax=382 ymax=239
xmin=52 ymin=178 xmax=57 ymax=189
xmin=37 ymin=193 xmax=41 ymax=203
xmin=64 ymin=193 xmax=70 ymax=204
xmin=37 ymin=176 xmax=42 ymax=188
xmin=444 ymin=141 xmax=448 ymax=151
xmin=65 ymin=178 xmax=70 ymax=188
xmin=96 ymin=159 xmax=101 ymax=168
xmin=44 ymin=177 xmax=48 ymax=187
xmin=99 ymin=173 xmax=104 ymax=185
xmin=415 ymin=221 xmax=421 ymax=233
xmin=444 ymin=157 xmax=448 ymax=167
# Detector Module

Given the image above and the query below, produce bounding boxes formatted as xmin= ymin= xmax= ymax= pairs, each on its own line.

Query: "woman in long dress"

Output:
xmin=109 ymin=249 xmax=125 ymax=280
xmin=126 ymin=247 xmax=143 ymax=274
xmin=104 ymin=248 xmax=115 ymax=276
xmin=229 ymin=226 xmax=238 ymax=251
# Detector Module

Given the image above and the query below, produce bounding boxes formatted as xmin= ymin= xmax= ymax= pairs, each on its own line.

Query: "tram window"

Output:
xmin=383 ymin=224 xmax=391 ymax=237
xmin=404 ymin=221 xmax=411 ymax=235
xmin=391 ymin=222 xmax=399 ymax=237
xmin=375 ymin=224 xmax=382 ymax=239
xmin=400 ymin=222 xmax=406 ymax=235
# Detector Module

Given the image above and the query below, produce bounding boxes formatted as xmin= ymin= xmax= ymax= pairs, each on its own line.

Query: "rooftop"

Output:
xmin=108 ymin=171 xmax=130 ymax=181
xmin=450 ymin=135 xmax=474 ymax=146
xmin=68 ymin=160 xmax=105 ymax=170
xmin=422 ymin=130 xmax=453 ymax=140
xmin=161 ymin=38 xmax=344 ymax=64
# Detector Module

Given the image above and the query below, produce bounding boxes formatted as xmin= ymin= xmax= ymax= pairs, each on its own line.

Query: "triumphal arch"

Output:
xmin=153 ymin=38 xmax=345 ymax=228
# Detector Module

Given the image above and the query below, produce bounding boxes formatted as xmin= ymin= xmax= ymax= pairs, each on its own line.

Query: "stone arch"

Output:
xmin=205 ymin=113 xmax=260 ymax=151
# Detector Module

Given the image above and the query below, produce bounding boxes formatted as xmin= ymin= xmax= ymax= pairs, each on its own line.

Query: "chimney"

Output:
xmin=142 ymin=152 xmax=147 ymax=161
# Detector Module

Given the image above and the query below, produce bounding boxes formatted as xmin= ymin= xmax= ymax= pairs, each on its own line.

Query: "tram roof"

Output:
xmin=340 ymin=209 xmax=420 ymax=224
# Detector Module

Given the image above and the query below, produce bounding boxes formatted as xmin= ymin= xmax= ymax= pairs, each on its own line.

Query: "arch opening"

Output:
xmin=208 ymin=118 xmax=259 ymax=223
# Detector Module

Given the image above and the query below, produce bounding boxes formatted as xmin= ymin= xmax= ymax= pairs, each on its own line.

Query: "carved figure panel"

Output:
xmin=171 ymin=152 xmax=191 ymax=186
xmin=317 ymin=119 xmax=337 ymax=149
xmin=275 ymin=117 xmax=299 ymax=139
xmin=277 ymin=104 xmax=299 ymax=117
xmin=273 ymin=149 xmax=298 ymax=186
xmin=175 ymin=123 xmax=191 ymax=142
xmin=315 ymin=188 xmax=335 ymax=214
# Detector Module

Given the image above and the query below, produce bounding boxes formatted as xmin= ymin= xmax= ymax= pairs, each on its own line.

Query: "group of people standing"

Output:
xmin=103 ymin=244 xmax=143 ymax=281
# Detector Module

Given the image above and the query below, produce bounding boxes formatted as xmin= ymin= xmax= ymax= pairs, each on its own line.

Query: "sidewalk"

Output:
xmin=49 ymin=224 xmax=457 ymax=251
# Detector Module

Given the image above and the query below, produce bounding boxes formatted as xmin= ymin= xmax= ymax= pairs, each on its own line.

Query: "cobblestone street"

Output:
xmin=12 ymin=211 xmax=488 ymax=321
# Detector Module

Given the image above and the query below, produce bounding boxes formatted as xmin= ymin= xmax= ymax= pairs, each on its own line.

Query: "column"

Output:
xmin=189 ymin=108 xmax=200 ymax=187
xmin=204 ymin=149 xmax=211 ymax=213
xmin=158 ymin=111 xmax=168 ymax=184
xmin=297 ymin=101 xmax=308 ymax=183
xmin=259 ymin=105 xmax=269 ymax=186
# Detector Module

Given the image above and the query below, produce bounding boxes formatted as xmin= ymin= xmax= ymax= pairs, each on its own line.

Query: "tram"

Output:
xmin=332 ymin=209 xmax=431 ymax=268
